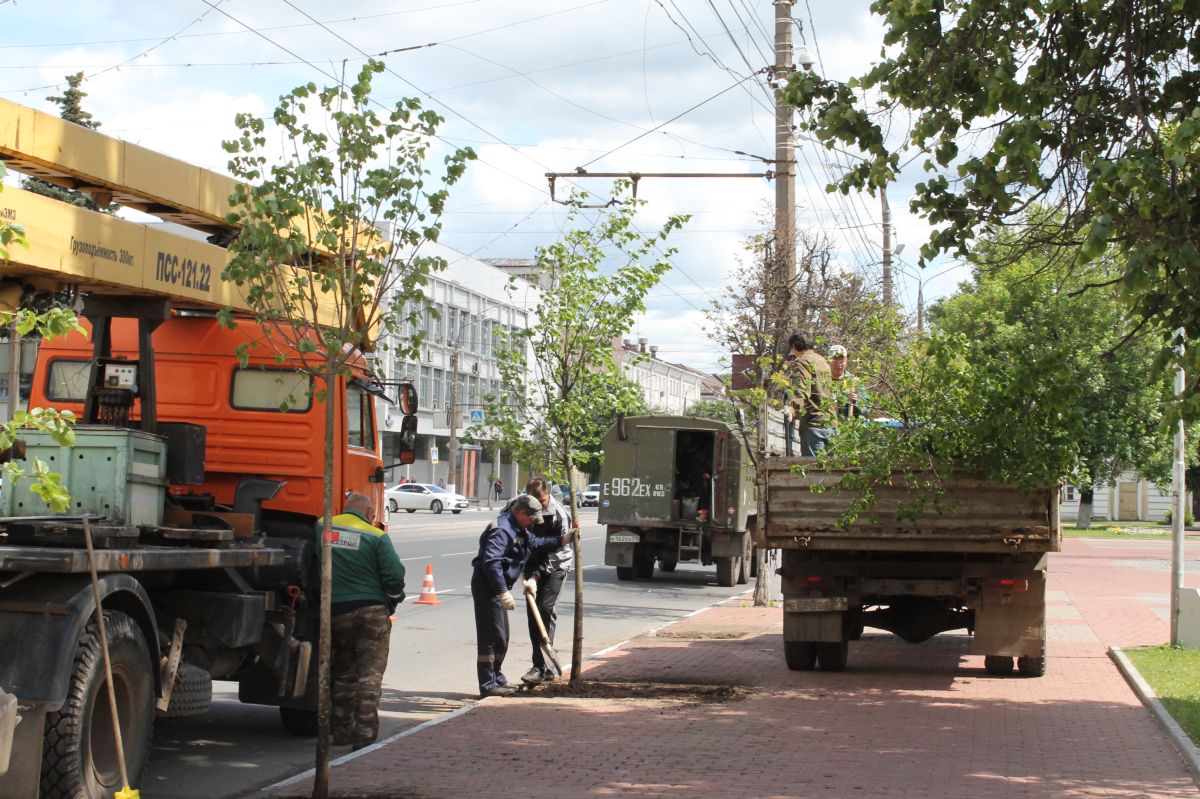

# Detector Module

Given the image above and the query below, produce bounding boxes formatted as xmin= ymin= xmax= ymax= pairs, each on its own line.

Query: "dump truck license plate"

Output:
xmin=784 ymin=597 xmax=849 ymax=612
xmin=608 ymin=533 xmax=640 ymax=543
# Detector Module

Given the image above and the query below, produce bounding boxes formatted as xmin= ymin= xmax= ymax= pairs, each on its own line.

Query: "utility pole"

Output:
xmin=881 ymin=192 xmax=894 ymax=306
xmin=448 ymin=347 xmax=461 ymax=495
xmin=774 ymin=0 xmax=796 ymax=287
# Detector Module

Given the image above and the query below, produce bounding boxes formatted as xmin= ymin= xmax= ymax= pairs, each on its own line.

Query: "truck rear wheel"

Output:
xmin=42 ymin=611 xmax=154 ymax=799
xmin=158 ymin=663 xmax=212 ymax=719
xmin=984 ymin=655 xmax=1015 ymax=676
xmin=716 ymin=556 xmax=738 ymax=587
xmin=634 ymin=550 xmax=655 ymax=580
xmin=616 ymin=566 xmax=636 ymax=581
xmin=784 ymin=641 xmax=817 ymax=671
xmin=1018 ymin=640 xmax=1046 ymax=677
xmin=817 ymin=639 xmax=849 ymax=671
xmin=659 ymin=559 xmax=678 ymax=573
xmin=737 ymin=538 xmax=752 ymax=585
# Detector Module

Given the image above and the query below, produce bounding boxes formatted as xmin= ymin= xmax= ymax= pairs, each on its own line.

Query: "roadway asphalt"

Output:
xmin=141 ymin=505 xmax=773 ymax=799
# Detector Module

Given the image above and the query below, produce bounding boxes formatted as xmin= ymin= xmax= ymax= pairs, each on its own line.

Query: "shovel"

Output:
xmin=524 ymin=584 xmax=563 ymax=677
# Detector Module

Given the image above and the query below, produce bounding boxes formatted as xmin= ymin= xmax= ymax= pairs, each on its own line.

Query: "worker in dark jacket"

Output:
xmin=327 ymin=492 xmax=406 ymax=749
xmin=470 ymin=494 xmax=563 ymax=697
xmin=518 ymin=477 xmax=578 ymax=685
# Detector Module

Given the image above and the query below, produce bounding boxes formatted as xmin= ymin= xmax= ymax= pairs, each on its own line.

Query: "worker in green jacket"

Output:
xmin=326 ymin=491 xmax=405 ymax=750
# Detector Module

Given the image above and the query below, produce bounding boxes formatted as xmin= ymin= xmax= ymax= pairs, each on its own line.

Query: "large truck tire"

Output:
xmin=1018 ymin=640 xmax=1046 ymax=677
xmin=615 ymin=566 xmax=636 ymax=581
xmin=634 ymin=550 xmax=655 ymax=580
xmin=42 ymin=611 xmax=155 ymax=799
xmin=737 ymin=538 xmax=752 ymax=585
xmin=816 ymin=640 xmax=849 ymax=671
xmin=984 ymin=655 xmax=1015 ymax=676
xmin=659 ymin=559 xmax=677 ymax=573
xmin=784 ymin=641 xmax=817 ymax=671
xmin=279 ymin=707 xmax=318 ymax=737
xmin=159 ymin=664 xmax=212 ymax=719
xmin=716 ymin=556 xmax=738 ymax=587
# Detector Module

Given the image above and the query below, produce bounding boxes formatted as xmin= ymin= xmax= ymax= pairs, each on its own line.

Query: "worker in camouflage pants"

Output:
xmin=327 ymin=492 xmax=405 ymax=749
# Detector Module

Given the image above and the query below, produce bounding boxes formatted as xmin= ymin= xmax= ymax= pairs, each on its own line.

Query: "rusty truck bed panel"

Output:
xmin=762 ymin=459 xmax=1060 ymax=554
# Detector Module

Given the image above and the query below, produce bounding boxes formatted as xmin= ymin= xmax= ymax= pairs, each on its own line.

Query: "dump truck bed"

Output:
xmin=762 ymin=459 xmax=1060 ymax=554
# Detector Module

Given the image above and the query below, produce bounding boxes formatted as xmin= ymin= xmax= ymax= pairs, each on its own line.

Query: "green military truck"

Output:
xmin=761 ymin=459 xmax=1060 ymax=674
xmin=600 ymin=415 xmax=757 ymax=587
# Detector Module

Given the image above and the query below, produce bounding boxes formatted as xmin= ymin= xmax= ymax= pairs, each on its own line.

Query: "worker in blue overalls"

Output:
xmin=470 ymin=494 xmax=564 ymax=697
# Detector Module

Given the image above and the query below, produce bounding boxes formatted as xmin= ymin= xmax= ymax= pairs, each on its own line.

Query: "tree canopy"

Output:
xmin=782 ymin=0 xmax=1200 ymax=414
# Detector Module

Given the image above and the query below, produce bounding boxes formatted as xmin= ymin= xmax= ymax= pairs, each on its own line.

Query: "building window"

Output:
xmin=1063 ymin=485 xmax=1077 ymax=502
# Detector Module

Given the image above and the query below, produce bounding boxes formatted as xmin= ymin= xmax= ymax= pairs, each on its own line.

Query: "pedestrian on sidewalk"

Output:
xmin=470 ymin=494 xmax=564 ymax=697
xmin=327 ymin=492 xmax=406 ymax=750
xmin=518 ymin=477 xmax=578 ymax=685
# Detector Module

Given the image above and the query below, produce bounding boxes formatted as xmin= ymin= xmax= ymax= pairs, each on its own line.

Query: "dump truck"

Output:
xmin=600 ymin=415 xmax=757 ymax=587
xmin=760 ymin=458 xmax=1060 ymax=674
xmin=0 ymin=97 xmax=414 ymax=799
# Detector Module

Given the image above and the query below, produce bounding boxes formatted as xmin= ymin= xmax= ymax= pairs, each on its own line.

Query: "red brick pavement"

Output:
xmin=271 ymin=538 xmax=1200 ymax=798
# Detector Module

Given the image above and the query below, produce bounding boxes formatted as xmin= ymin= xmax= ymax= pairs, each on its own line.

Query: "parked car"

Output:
xmin=386 ymin=483 xmax=470 ymax=514
xmin=580 ymin=483 xmax=601 ymax=507
xmin=551 ymin=483 xmax=571 ymax=504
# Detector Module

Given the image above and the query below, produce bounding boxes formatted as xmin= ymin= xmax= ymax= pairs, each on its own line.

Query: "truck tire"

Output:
xmin=634 ymin=550 xmax=655 ymax=580
xmin=737 ymin=538 xmax=752 ymax=584
xmin=784 ymin=641 xmax=817 ymax=671
xmin=816 ymin=639 xmax=849 ymax=671
xmin=430 ymin=500 xmax=443 ymax=514
xmin=716 ymin=556 xmax=737 ymax=587
xmin=984 ymin=655 xmax=1015 ymax=676
xmin=159 ymin=664 xmax=212 ymax=719
xmin=615 ymin=566 xmax=636 ymax=581
xmin=1018 ymin=640 xmax=1046 ymax=677
xmin=42 ymin=611 xmax=155 ymax=799
xmin=659 ymin=559 xmax=678 ymax=573
xmin=279 ymin=706 xmax=318 ymax=737
xmin=749 ymin=545 xmax=759 ymax=578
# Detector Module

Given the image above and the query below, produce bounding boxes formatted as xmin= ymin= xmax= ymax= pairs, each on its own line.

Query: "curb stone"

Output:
xmin=1110 ymin=645 xmax=1200 ymax=782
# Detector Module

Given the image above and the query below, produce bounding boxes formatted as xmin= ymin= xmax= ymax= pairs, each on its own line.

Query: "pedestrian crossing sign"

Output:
xmin=469 ymin=409 xmax=485 ymax=424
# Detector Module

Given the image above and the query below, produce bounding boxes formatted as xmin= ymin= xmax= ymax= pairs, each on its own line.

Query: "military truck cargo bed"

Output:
xmin=762 ymin=459 xmax=1060 ymax=554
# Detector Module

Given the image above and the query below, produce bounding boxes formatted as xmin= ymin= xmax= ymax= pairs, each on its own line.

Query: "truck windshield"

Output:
xmin=345 ymin=382 xmax=376 ymax=450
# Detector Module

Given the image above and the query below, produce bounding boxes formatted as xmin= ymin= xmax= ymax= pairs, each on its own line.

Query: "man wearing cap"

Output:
xmin=470 ymin=494 xmax=567 ymax=697
xmin=828 ymin=344 xmax=860 ymax=419
xmin=516 ymin=477 xmax=579 ymax=686
xmin=788 ymin=328 xmax=838 ymax=456
xmin=326 ymin=492 xmax=406 ymax=750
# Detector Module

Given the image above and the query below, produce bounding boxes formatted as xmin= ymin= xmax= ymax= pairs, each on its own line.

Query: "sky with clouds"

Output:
xmin=0 ymin=0 xmax=967 ymax=373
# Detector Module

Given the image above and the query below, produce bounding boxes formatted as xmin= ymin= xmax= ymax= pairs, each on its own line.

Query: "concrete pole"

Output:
xmin=448 ymin=347 xmax=461 ymax=495
xmin=1171 ymin=331 xmax=1186 ymax=646
xmin=774 ymin=0 xmax=796 ymax=287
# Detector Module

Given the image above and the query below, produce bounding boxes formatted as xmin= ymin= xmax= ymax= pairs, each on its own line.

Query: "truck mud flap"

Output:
xmin=0 ymin=701 xmax=44 ymax=799
xmin=709 ymin=530 xmax=745 ymax=558
xmin=783 ymin=598 xmax=848 ymax=644
xmin=970 ymin=573 xmax=1046 ymax=658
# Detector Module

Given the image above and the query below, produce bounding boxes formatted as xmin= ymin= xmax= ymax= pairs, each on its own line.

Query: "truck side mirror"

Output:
xmin=397 ymin=415 xmax=418 ymax=465
xmin=397 ymin=382 xmax=418 ymax=415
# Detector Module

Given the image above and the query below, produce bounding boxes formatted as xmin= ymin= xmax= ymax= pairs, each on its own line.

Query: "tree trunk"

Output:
xmin=753 ymin=547 xmax=770 ymax=606
xmin=565 ymin=452 xmax=584 ymax=682
xmin=313 ymin=368 xmax=335 ymax=799
xmin=1076 ymin=489 xmax=1094 ymax=530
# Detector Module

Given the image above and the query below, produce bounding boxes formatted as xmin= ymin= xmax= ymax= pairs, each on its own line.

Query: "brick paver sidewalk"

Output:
xmin=271 ymin=538 xmax=1200 ymax=798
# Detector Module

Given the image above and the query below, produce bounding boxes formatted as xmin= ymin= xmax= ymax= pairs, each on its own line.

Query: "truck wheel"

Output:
xmin=279 ymin=706 xmax=318 ymax=737
xmin=1018 ymin=640 xmax=1046 ymax=677
xmin=42 ymin=611 xmax=154 ymax=799
xmin=984 ymin=655 xmax=1015 ymax=676
xmin=430 ymin=500 xmax=443 ymax=514
xmin=616 ymin=566 xmax=636 ymax=581
xmin=817 ymin=639 xmax=849 ymax=671
xmin=388 ymin=498 xmax=399 ymax=513
xmin=659 ymin=559 xmax=677 ymax=573
xmin=158 ymin=664 xmax=212 ymax=719
xmin=737 ymin=538 xmax=752 ymax=584
xmin=716 ymin=557 xmax=736 ymax=587
xmin=634 ymin=551 xmax=655 ymax=580
xmin=784 ymin=641 xmax=817 ymax=671
xmin=749 ymin=546 xmax=759 ymax=578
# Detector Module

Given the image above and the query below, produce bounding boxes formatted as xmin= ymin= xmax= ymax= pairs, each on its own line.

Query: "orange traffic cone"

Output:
xmin=413 ymin=563 xmax=442 ymax=606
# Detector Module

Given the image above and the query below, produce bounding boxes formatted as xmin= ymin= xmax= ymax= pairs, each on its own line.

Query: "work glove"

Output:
xmin=499 ymin=591 xmax=516 ymax=611
xmin=522 ymin=577 xmax=538 ymax=597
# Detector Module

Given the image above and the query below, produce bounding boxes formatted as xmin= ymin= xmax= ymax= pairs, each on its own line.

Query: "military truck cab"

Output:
xmin=600 ymin=415 xmax=756 ymax=587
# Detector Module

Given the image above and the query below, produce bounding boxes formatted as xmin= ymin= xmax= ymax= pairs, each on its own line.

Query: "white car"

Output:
xmin=580 ymin=483 xmax=601 ymax=507
xmin=385 ymin=483 xmax=469 ymax=514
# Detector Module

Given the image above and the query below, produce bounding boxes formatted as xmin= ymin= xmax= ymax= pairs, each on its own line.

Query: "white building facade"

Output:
xmin=377 ymin=244 xmax=540 ymax=500
xmin=616 ymin=337 xmax=709 ymax=416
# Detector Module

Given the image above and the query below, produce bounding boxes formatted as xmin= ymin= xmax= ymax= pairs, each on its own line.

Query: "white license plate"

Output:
xmin=784 ymin=597 xmax=848 ymax=613
xmin=608 ymin=534 xmax=640 ymax=544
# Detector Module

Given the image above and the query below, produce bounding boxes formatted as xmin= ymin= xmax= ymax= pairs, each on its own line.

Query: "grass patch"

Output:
xmin=1124 ymin=645 xmax=1200 ymax=746
xmin=1062 ymin=521 xmax=1173 ymax=539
